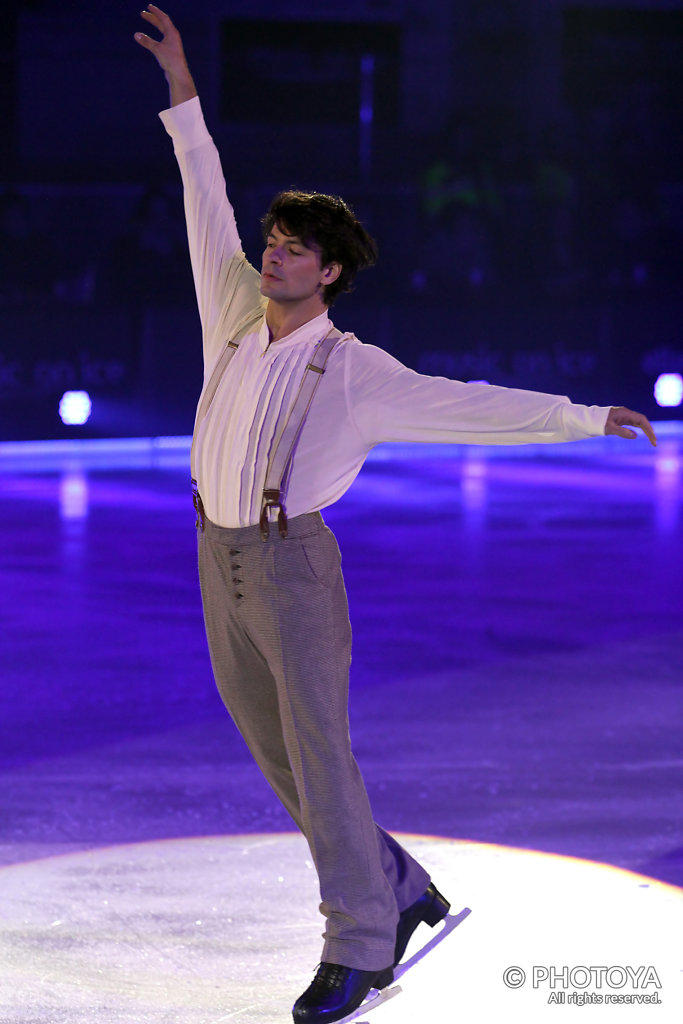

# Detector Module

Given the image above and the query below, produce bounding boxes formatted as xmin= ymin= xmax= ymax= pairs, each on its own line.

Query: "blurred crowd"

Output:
xmin=0 ymin=187 xmax=193 ymax=311
xmin=410 ymin=105 xmax=679 ymax=299
xmin=0 ymin=107 xmax=679 ymax=314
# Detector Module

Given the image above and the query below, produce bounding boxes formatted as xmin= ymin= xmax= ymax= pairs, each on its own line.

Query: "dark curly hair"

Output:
xmin=261 ymin=190 xmax=378 ymax=305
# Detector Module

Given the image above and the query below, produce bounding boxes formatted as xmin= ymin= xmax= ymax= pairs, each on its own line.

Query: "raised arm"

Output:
xmin=134 ymin=5 xmax=197 ymax=107
xmin=134 ymin=6 xmax=263 ymax=362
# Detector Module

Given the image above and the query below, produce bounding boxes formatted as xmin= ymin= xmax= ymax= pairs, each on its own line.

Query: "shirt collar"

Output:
xmin=258 ymin=308 xmax=332 ymax=353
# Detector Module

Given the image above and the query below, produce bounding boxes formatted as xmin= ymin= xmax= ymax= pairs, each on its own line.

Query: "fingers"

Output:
xmin=134 ymin=31 xmax=157 ymax=52
xmin=641 ymin=419 xmax=658 ymax=448
xmin=605 ymin=407 xmax=657 ymax=447
xmin=135 ymin=6 xmax=162 ymax=51
xmin=134 ymin=5 xmax=186 ymax=74
xmin=623 ymin=411 xmax=657 ymax=447
xmin=140 ymin=5 xmax=171 ymax=32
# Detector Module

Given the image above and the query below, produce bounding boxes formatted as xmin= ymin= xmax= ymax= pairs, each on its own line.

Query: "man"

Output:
xmin=135 ymin=8 xmax=656 ymax=1023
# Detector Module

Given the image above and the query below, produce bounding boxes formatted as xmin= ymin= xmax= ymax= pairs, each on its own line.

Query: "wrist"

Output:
xmin=166 ymin=68 xmax=198 ymax=106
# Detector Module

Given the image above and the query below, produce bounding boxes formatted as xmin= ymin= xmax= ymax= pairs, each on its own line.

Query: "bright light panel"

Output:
xmin=59 ymin=391 xmax=92 ymax=426
xmin=654 ymin=373 xmax=683 ymax=408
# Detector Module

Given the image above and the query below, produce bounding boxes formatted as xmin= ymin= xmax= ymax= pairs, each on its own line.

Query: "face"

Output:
xmin=260 ymin=223 xmax=337 ymax=304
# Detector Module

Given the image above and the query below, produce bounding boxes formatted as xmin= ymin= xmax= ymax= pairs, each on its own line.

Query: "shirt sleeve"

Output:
xmin=344 ymin=343 xmax=610 ymax=446
xmin=159 ymin=96 xmax=264 ymax=365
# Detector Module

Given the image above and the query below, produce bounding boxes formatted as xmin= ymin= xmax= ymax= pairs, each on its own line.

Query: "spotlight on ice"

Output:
xmin=654 ymin=373 xmax=683 ymax=408
xmin=59 ymin=390 xmax=92 ymax=425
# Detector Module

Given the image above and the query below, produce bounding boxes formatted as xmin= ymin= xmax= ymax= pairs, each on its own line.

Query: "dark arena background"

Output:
xmin=1 ymin=3 xmax=682 ymax=1022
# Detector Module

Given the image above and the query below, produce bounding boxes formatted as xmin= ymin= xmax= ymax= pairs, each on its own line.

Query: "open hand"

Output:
xmin=605 ymin=406 xmax=657 ymax=447
xmin=135 ymin=6 xmax=188 ymax=74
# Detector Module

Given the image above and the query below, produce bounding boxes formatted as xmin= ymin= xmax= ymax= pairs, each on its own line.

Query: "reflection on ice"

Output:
xmin=59 ymin=470 xmax=89 ymax=520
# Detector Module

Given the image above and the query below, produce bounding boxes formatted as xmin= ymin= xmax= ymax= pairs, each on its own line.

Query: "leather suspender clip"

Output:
xmin=191 ymin=478 xmax=206 ymax=532
xmin=260 ymin=488 xmax=288 ymax=541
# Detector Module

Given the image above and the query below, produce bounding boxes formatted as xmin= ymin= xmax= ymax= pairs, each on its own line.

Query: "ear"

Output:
xmin=321 ymin=262 xmax=342 ymax=286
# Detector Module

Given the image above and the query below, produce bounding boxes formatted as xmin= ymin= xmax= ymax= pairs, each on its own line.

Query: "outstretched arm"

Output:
xmin=343 ymin=344 xmax=659 ymax=450
xmin=605 ymin=406 xmax=657 ymax=446
xmin=134 ymin=4 xmax=197 ymax=107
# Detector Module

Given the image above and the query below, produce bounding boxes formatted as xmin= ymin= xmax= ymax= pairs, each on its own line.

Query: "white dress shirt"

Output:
xmin=160 ymin=97 xmax=611 ymax=529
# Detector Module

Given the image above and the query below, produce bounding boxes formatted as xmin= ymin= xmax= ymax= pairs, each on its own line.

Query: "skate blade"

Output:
xmin=394 ymin=905 xmax=472 ymax=980
xmin=335 ymin=983 xmax=402 ymax=1023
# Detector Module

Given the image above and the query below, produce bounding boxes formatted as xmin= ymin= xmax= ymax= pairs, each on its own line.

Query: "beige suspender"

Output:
xmin=259 ymin=327 xmax=341 ymax=540
xmin=190 ymin=307 xmax=265 ymax=482
xmin=191 ymin=320 xmax=342 ymax=538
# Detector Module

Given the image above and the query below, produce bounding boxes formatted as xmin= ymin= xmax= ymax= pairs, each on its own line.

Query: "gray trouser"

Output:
xmin=197 ymin=510 xmax=430 ymax=970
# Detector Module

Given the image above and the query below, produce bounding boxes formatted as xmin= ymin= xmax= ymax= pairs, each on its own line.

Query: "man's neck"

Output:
xmin=266 ymin=298 xmax=328 ymax=344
